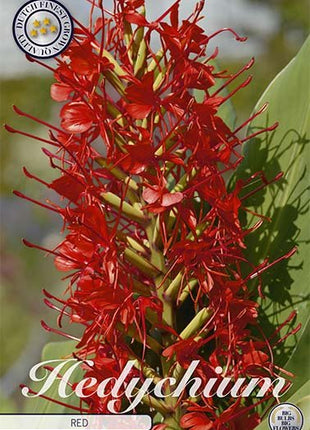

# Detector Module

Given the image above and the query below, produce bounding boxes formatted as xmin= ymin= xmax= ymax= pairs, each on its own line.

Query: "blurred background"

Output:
xmin=0 ymin=0 xmax=309 ymax=413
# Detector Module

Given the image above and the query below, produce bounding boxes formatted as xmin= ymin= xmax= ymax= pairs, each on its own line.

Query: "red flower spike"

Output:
xmin=9 ymin=0 xmax=299 ymax=426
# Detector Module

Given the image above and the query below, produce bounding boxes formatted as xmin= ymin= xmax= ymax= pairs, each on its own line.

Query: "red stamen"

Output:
xmin=20 ymin=384 xmax=88 ymax=412
xmin=249 ymin=247 xmax=297 ymax=280
xmin=241 ymin=122 xmax=279 ymax=142
xmin=212 ymin=57 xmax=255 ymax=97
xmin=41 ymin=320 xmax=81 ymax=342
xmin=14 ymin=191 xmax=61 ymax=214
xmin=13 ymin=105 xmax=63 ymax=134
xmin=208 ymin=27 xmax=247 ymax=42
xmin=4 ymin=124 xmax=58 ymax=147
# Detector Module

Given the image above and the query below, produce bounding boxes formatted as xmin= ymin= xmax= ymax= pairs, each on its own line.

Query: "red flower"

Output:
xmin=54 ymin=234 xmax=96 ymax=272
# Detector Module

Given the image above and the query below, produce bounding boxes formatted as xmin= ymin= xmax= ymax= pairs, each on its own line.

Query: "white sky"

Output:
xmin=0 ymin=0 xmax=279 ymax=77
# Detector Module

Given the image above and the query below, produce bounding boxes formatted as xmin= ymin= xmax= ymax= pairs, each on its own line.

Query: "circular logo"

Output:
xmin=13 ymin=0 xmax=73 ymax=59
xmin=268 ymin=403 xmax=304 ymax=430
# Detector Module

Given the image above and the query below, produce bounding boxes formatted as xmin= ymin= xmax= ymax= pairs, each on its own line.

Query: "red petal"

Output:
xmin=164 ymin=153 xmax=185 ymax=165
xmin=50 ymin=83 xmax=72 ymax=102
xmin=60 ymin=102 xmax=94 ymax=134
xmin=161 ymin=192 xmax=183 ymax=207
xmin=94 ymin=17 xmax=103 ymax=33
xmin=180 ymin=412 xmax=211 ymax=428
xmin=143 ymin=187 xmax=161 ymax=204
xmin=71 ymin=56 xmax=93 ymax=75
xmin=243 ymin=350 xmax=269 ymax=367
xmin=125 ymin=12 xmax=148 ymax=26
xmin=127 ymin=103 xmax=152 ymax=119
xmin=54 ymin=255 xmax=79 ymax=272
xmin=170 ymin=2 xmax=179 ymax=28
xmin=125 ymin=72 xmax=156 ymax=119
xmin=50 ymin=175 xmax=84 ymax=203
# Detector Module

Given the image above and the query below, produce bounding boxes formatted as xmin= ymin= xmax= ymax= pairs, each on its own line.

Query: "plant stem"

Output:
xmin=180 ymin=308 xmax=212 ymax=339
xmin=145 ymin=218 xmax=183 ymax=428
xmin=101 ymin=192 xmax=146 ymax=223
xmin=124 ymin=247 xmax=161 ymax=277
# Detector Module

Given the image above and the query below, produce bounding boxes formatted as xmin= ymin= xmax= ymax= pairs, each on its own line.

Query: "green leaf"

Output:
xmin=255 ymin=380 xmax=310 ymax=430
xmin=24 ymin=340 xmax=84 ymax=413
xmin=284 ymin=318 xmax=310 ymax=396
xmin=236 ymin=36 xmax=310 ymax=385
